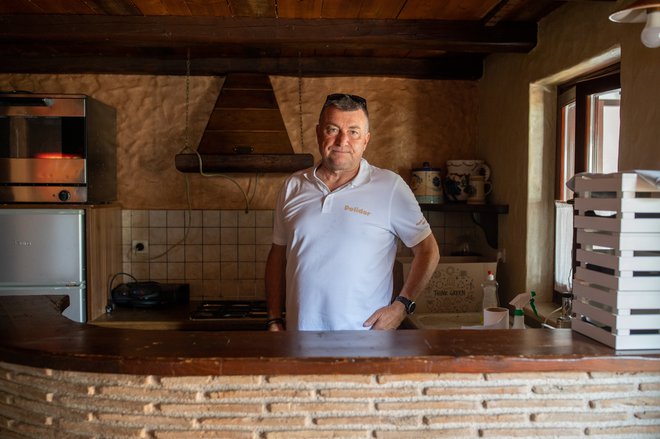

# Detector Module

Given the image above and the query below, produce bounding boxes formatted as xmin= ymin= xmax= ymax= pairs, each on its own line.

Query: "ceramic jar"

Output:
xmin=411 ymin=162 xmax=443 ymax=204
xmin=445 ymin=160 xmax=491 ymax=202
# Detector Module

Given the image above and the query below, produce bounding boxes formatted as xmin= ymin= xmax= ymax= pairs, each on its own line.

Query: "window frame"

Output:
xmin=553 ymin=68 xmax=621 ymax=300
xmin=556 ymin=70 xmax=621 ymax=200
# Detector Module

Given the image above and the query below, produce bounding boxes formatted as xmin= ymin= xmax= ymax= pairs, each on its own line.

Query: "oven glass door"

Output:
xmin=0 ymin=96 xmax=86 ymax=186
xmin=0 ymin=116 xmax=85 ymax=160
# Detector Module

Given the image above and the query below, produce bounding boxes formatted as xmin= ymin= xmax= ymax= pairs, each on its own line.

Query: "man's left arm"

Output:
xmin=363 ymin=233 xmax=440 ymax=330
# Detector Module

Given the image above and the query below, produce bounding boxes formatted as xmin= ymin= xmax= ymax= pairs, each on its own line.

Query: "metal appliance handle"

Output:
xmin=0 ymin=97 xmax=54 ymax=107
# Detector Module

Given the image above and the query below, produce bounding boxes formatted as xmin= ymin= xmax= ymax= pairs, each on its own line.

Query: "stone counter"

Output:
xmin=1 ymin=295 xmax=659 ymax=438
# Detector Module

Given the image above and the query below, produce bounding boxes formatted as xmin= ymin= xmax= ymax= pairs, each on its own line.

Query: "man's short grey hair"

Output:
xmin=319 ymin=93 xmax=370 ymax=130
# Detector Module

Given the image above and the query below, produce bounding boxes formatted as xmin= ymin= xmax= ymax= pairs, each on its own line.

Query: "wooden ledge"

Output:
xmin=174 ymin=153 xmax=314 ymax=173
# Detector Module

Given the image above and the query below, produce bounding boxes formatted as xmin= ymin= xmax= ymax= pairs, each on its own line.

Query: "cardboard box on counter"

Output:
xmin=395 ymin=257 xmax=497 ymax=313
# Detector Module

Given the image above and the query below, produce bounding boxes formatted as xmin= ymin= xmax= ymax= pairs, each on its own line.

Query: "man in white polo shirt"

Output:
xmin=265 ymin=93 xmax=439 ymax=331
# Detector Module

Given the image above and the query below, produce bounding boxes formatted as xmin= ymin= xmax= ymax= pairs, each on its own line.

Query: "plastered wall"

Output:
xmin=0 ymin=74 xmax=479 ymax=210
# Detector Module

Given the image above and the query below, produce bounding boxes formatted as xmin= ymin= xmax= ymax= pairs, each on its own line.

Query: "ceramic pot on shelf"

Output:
xmin=411 ymin=162 xmax=443 ymax=204
xmin=466 ymin=175 xmax=493 ymax=204
xmin=445 ymin=159 xmax=491 ymax=202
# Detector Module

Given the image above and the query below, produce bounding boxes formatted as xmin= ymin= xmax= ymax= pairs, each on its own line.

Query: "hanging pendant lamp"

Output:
xmin=609 ymin=0 xmax=660 ymax=48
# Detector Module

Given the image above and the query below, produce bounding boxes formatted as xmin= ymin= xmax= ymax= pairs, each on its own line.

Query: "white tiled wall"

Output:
xmin=121 ymin=209 xmax=480 ymax=301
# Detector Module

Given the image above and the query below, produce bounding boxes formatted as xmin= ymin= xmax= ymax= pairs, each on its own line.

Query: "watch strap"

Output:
xmin=394 ymin=295 xmax=416 ymax=314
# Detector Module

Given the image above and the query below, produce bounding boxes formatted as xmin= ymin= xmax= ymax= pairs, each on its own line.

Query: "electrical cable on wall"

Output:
xmin=175 ymin=48 xmax=257 ymax=214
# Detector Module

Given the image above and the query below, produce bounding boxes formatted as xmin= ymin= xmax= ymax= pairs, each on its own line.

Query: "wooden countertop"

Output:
xmin=90 ymin=301 xmax=267 ymax=331
xmin=1 ymin=295 xmax=659 ymax=376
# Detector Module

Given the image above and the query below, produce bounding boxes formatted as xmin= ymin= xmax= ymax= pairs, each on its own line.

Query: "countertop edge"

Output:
xmin=2 ymin=296 xmax=659 ymax=376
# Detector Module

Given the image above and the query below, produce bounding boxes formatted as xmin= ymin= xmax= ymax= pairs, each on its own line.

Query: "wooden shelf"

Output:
xmin=175 ymin=153 xmax=314 ymax=173
xmin=420 ymin=203 xmax=509 ymax=249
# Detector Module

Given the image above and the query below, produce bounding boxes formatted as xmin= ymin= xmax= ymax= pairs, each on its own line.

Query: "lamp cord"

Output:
xmin=175 ymin=50 xmax=255 ymax=213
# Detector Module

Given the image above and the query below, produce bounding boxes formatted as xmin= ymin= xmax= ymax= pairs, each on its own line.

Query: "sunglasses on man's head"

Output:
xmin=324 ymin=93 xmax=368 ymax=111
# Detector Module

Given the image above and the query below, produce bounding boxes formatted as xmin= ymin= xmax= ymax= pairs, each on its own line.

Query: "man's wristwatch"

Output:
xmin=394 ymin=296 xmax=416 ymax=314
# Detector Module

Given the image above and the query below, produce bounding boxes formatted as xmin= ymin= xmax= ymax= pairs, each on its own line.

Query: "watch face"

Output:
xmin=408 ymin=301 xmax=416 ymax=314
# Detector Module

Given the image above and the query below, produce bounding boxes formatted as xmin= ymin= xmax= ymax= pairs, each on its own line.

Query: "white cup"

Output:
xmin=484 ymin=307 xmax=509 ymax=329
xmin=467 ymin=175 xmax=492 ymax=204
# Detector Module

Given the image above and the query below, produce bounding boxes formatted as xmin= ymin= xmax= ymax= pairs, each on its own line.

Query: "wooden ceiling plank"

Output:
xmin=320 ymin=0 xmax=362 ymax=19
xmin=131 ymin=0 xmax=169 ymax=16
xmin=495 ymin=0 xmax=564 ymax=23
xmin=19 ymin=0 xmax=94 ymax=14
xmin=160 ymin=0 xmax=192 ymax=16
xmin=484 ymin=0 xmax=527 ymax=26
xmin=0 ymin=0 xmax=45 ymax=14
xmin=398 ymin=0 xmax=501 ymax=20
xmin=229 ymin=0 xmax=276 ymax=18
xmin=357 ymin=0 xmax=406 ymax=19
xmin=277 ymin=0 xmax=322 ymax=19
xmin=80 ymin=0 xmax=142 ymax=15
xmin=185 ymin=0 xmax=232 ymax=17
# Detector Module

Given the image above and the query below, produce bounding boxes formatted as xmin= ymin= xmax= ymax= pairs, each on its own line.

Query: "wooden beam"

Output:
xmin=0 ymin=53 xmax=485 ymax=79
xmin=0 ymin=15 xmax=535 ymax=78
xmin=0 ymin=15 xmax=537 ymax=53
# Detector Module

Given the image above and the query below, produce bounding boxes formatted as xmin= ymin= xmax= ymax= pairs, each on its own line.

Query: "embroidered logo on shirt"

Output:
xmin=344 ymin=205 xmax=371 ymax=216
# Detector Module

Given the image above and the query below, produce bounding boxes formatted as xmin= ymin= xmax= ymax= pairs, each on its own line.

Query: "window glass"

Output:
xmin=588 ymin=89 xmax=620 ymax=174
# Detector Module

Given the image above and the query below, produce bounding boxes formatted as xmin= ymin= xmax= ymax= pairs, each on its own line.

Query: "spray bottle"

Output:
xmin=509 ymin=291 xmax=539 ymax=329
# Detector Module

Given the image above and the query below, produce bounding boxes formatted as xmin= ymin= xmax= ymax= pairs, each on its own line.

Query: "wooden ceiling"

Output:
xmin=0 ymin=0 xmax=612 ymax=79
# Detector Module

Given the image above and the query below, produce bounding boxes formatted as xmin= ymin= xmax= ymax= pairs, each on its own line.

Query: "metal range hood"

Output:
xmin=175 ymin=73 xmax=313 ymax=174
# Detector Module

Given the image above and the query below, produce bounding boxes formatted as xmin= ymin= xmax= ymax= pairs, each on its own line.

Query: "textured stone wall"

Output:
xmin=0 ymin=74 xmax=478 ymax=210
xmin=1 ymin=361 xmax=659 ymax=438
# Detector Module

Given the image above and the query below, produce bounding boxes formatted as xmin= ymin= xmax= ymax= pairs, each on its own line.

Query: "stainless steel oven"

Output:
xmin=0 ymin=93 xmax=116 ymax=203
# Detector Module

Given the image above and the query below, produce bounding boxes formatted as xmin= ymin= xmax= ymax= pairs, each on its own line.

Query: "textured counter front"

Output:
xmin=1 ymin=295 xmax=659 ymax=376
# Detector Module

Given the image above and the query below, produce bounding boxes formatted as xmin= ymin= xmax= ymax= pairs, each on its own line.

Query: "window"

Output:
xmin=557 ymin=70 xmax=621 ymax=201
xmin=554 ymin=68 xmax=621 ymax=295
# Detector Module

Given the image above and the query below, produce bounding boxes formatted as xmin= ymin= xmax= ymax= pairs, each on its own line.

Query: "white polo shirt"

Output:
xmin=273 ymin=159 xmax=431 ymax=331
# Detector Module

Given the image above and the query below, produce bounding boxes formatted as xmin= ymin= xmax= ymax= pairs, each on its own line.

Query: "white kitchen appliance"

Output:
xmin=0 ymin=208 xmax=86 ymax=322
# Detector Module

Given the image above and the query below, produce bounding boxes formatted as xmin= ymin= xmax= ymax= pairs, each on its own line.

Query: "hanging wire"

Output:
xmin=298 ymin=50 xmax=304 ymax=150
xmin=147 ymin=48 xmax=196 ymax=262
xmin=175 ymin=49 xmax=254 ymax=213
xmin=184 ymin=47 xmax=191 ymax=152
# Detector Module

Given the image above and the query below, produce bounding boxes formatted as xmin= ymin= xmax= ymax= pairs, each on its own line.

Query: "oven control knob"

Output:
xmin=58 ymin=190 xmax=71 ymax=201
